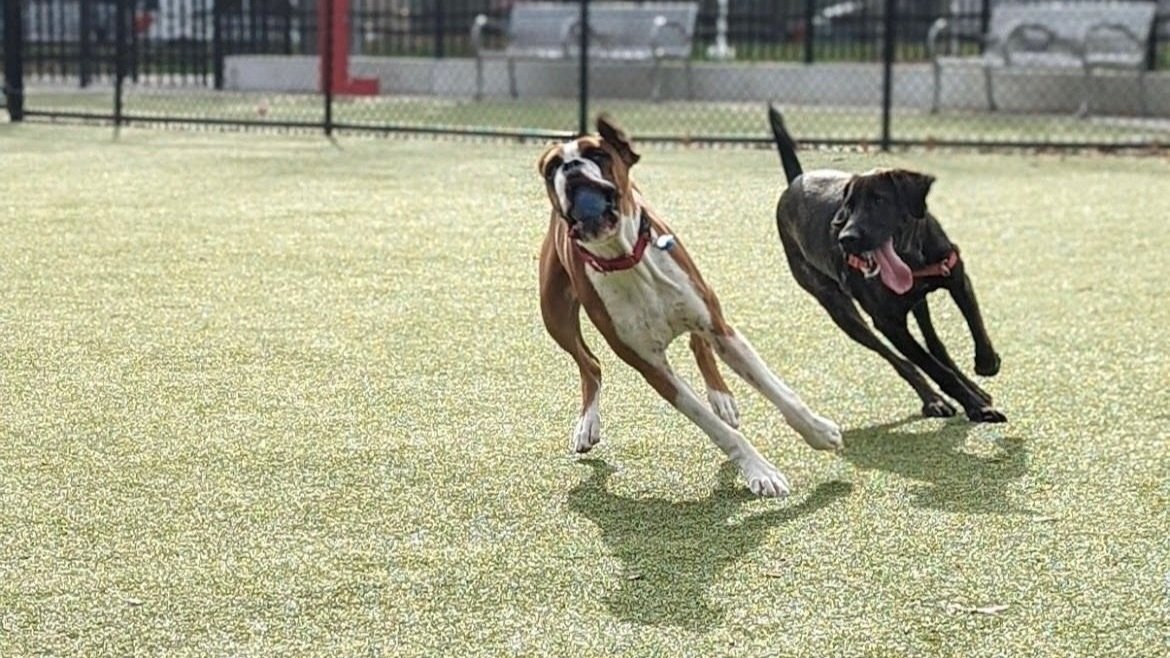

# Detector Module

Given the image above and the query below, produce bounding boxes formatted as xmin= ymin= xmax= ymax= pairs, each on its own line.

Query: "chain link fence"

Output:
xmin=4 ymin=0 xmax=1170 ymax=147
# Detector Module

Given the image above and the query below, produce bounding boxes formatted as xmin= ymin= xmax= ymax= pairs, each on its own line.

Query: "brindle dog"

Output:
xmin=767 ymin=105 xmax=1005 ymax=422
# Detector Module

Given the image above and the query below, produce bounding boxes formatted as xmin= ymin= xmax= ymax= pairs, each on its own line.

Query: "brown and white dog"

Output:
xmin=536 ymin=115 xmax=842 ymax=497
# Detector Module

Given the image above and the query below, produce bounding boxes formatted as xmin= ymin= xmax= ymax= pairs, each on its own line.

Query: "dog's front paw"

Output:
xmin=742 ymin=460 xmax=790 ymax=498
xmin=571 ymin=405 xmax=602 ymax=453
xmin=966 ymin=406 xmax=1007 ymax=423
xmin=797 ymin=414 xmax=843 ymax=451
xmin=707 ymin=389 xmax=740 ymax=428
xmin=975 ymin=352 xmax=1001 ymax=377
xmin=923 ymin=398 xmax=957 ymax=418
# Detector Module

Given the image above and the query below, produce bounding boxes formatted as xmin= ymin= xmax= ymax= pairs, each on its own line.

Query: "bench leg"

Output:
xmin=475 ymin=56 xmax=485 ymax=101
xmin=651 ymin=58 xmax=663 ymax=102
xmin=685 ymin=58 xmax=693 ymax=101
xmin=507 ymin=58 xmax=518 ymax=99
xmin=931 ymin=60 xmax=942 ymax=113
xmin=1078 ymin=66 xmax=1092 ymax=118
xmin=1137 ymin=70 xmax=1149 ymax=117
xmin=983 ymin=65 xmax=997 ymax=112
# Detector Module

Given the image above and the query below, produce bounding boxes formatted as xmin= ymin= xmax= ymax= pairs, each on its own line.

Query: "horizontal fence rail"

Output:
xmin=4 ymin=0 xmax=1170 ymax=148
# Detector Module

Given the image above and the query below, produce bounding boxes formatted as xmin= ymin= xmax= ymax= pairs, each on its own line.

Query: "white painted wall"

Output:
xmin=223 ymin=54 xmax=1170 ymax=116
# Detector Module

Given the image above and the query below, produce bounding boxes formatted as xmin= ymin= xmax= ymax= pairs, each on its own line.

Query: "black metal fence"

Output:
xmin=4 ymin=0 xmax=1170 ymax=148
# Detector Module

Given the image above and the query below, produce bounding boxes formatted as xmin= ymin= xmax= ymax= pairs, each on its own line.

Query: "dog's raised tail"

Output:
xmin=767 ymin=103 xmax=802 ymax=184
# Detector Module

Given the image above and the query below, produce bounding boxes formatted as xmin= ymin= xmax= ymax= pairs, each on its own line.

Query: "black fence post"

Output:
xmin=213 ymin=0 xmax=225 ymax=90
xmin=115 ymin=0 xmax=128 ymax=126
xmin=284 ymin=0 xmax=294 ymax=55
xmin=803 ymin=0 xmax=816 ymax=64
xmin=2 ymin=0 xmax=25 ymax=120
xmin=578 ymin=0 xmax=589 ymax=136
xmin=880 ymin=0 xmax=896 ymax=151
xmin=434 ymin=0 xmax=445 ymax=58
xmin=324 ymin=0 xmax=335 ymax=136
xmin=978 ymin=0 xmax=991 ymax=54
xmin=1145 ymin=4 xmax=1158 ymax=71
xmin=80 ymin=0 xmax=93 ymax=87
xmin=128 ymin=1 xmax=139 ymax=83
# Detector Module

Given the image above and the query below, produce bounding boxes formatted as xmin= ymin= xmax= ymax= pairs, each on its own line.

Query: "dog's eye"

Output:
xmin=585 ymin=150 xmax=609 ymax=165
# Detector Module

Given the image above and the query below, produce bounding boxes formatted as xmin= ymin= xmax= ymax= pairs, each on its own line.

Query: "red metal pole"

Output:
xmin=318 ymin=0 xmax=378 ymax=95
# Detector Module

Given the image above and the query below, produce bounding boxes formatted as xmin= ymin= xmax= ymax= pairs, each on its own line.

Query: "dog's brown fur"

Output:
xmin=535 ymin=115 xmax=843 ymax=497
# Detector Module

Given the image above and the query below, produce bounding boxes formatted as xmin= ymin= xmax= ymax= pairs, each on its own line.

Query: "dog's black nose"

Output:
xmin=838 ymin=229 xmax=862 ymax=252
xmin=563 ymin=160 xmax=584 ymax=173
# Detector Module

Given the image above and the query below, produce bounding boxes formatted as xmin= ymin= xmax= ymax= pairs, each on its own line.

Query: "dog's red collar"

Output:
xmin=576 ymin=215 xmax=652 ymax=273
xmin=912 ymin=248 xmax=961 ymax=279
xmin=846 ymin=248 xmax=962 ymax=280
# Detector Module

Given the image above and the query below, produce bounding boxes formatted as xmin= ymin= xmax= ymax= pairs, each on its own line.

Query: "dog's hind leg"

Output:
xmin=946 ymin=270 xmax=1001 ymax=377
xmin=793 ymin=261 xmax=957 ymax=418
xmin=540 ymin=240 xmax=604 ymax=453
xmin=911 ymin=299 xmax=992 ymax=405
xmin=708 ymin=329 xmax=843 ymax=451
xmin=690 ymin=333 xmax=740 ymax=428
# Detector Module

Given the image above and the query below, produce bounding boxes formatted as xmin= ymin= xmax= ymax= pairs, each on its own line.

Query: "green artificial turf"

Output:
xmin=0 ymin=124 xmax=1167 ymax=657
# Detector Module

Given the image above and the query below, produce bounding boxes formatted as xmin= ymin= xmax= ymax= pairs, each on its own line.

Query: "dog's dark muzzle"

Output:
xmin=564 ymin=179 xmax=616 ymax=239
xmin=837 ymin=226 xmax=874 ymax=254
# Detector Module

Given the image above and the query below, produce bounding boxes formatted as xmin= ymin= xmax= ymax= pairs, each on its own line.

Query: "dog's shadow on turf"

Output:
xmin=567 ymin=459 xmax=852 ymax=630
xmin=840 ymin=414 xmax=1031 ymax=514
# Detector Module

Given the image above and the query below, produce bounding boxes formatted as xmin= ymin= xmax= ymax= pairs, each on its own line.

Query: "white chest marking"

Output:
xmin=588 ymin=248 xmax=712 ymax=357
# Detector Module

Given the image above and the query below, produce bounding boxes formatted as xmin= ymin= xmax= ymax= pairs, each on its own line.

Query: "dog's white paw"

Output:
xmin=797 ymin=414 xmax=843 ymax=451
xmin=707 ymin=389 xmax=740 ymax=428
xmin=742 ymin=460 xmax=790 ymax=498
xmin=571 ymin=402 xmax=602 ymax=454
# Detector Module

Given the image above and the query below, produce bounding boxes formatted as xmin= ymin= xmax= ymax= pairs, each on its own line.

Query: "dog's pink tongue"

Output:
xmin=874 ymin=239 xmax=914 ymax=294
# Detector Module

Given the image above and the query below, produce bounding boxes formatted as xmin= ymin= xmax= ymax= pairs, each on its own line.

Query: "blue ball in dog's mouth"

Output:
xmin=569 ymin=187 xmax=610 ymax=222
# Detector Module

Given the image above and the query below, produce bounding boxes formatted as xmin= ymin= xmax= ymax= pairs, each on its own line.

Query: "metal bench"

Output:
xmin=471 ymin=2 xmax=698 ymax=102
xmin=927 ymin=1 xmax=1157 ymax=116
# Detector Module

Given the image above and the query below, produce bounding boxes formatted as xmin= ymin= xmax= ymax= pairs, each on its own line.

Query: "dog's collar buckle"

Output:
xmin=576 ymin=215 xmax=652 ymax=273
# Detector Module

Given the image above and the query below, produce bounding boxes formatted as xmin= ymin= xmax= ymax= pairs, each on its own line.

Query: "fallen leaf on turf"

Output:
xmin=1031 ymin=516 xmax=1059 ymax=523
xmin=764 ymin=572 xmax=785 ymax=579
xmin=124 ymin=597 xmax=144 ymax=606
xmin=626 ymin=574 xmax=643 ymax=581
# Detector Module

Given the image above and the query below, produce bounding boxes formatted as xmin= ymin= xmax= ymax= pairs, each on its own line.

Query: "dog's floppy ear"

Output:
xmin=536 ymin=143 xmax=565 ymax=212
xmin=890 ymin=169 xmax=935 ymax=219
xmin=831 ymin=177 xmax=856 ymax=230
xmin=840 ymin=178 xmax=856 ymax=205
xmin=536 ymin=142 xmax=560 ymax=180
xmin=596 ymin=113 xmax=640 ymax=167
